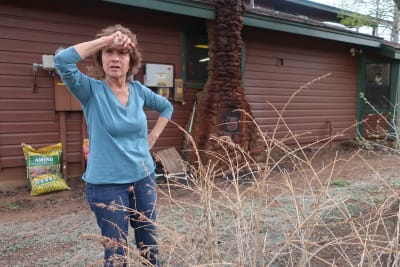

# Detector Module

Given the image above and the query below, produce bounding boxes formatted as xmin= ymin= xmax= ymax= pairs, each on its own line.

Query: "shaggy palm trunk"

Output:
xmin=189 ymin=0 xmax=263 ymax=165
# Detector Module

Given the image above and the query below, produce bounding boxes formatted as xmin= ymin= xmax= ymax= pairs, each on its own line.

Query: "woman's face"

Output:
xmin=101 ymin=47 xmax=130 ymax=80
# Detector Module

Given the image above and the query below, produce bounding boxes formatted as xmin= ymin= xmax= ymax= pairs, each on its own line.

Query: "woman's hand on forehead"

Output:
xmin=111 ymin=31 xmax=136 ymax=51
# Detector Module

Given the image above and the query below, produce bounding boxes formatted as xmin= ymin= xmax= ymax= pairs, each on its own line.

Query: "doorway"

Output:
xmin=358 ymin=59 xmax=397 ymax=140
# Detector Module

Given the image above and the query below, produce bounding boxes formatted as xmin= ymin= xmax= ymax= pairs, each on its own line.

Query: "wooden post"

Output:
xmin=59 ymin=111 xmax=68 ymax=181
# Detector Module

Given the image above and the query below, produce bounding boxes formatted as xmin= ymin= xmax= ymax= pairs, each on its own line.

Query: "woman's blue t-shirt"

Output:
xmin=54 ymin=47 xmax=173 ymax=184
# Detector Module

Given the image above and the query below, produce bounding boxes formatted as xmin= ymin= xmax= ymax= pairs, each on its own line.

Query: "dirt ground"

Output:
xmin=1 ymin=148 xmax=400 ymax=266
xmin=2 ymin=148 xmax=399 ymax=221
xmin=0 ymin=176 xmax=88 ymax=223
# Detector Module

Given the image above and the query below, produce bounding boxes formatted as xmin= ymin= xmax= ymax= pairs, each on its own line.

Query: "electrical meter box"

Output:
xmin=144 ymin=64 xmax=174 ymax=87
xmin=42 ymin=55 xmax=55 ymax=70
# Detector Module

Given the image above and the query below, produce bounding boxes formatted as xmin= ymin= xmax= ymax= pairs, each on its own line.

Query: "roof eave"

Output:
xmin=379 ymin=44 xmax=400 ymax=59
xmin=101 ymin=0 xmax=215 ymax=19
xmin=101 ymin=0 xmax=382 ymax=48
xmin=243 ymin=13 xmax=382 ymax=47
xmin=284 ymin=0 xmax=342 ymax=14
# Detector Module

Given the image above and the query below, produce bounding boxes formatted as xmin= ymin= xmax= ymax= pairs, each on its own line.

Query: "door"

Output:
xmin=358 ymin=60 xmax=395 ymax=140
xmin=363 ymin=63 xmax=391 ymax=138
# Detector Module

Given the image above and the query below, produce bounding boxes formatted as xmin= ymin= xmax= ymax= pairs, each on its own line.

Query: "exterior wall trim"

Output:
xmin=356 ymin=55 xmax=366 ymax=136
xmin=101 ymin=0 xmax=215 ymax=19
xmin=389 ymin=62 xmax=399 ymax=135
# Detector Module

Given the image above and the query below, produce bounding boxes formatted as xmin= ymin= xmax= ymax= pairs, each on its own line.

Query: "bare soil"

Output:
xmin=0 ymin=176 xmax=88 ymax=224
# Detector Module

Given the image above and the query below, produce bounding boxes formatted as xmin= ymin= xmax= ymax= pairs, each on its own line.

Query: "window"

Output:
xmin=184 ymin=32 xmax=208 ymax=87
xmin=365 ymin=63 xmax=391 ymax=111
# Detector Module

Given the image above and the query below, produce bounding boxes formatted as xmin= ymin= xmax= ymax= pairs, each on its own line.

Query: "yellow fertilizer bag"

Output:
xmin=21 ymin=143 xmax=70 ymax=196
xmin=29 ymin=173 xmax=70 ymax=196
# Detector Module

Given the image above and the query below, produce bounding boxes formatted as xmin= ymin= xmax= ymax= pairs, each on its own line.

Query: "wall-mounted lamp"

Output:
xmin=32 ymin=55 xmax=56 ymax=93
xmin=349 ymin=47 xmax=362 ymax=56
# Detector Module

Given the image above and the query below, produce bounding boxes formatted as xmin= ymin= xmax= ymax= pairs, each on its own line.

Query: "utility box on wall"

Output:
xmin=144 ymin=64 xmax=174 ymax=87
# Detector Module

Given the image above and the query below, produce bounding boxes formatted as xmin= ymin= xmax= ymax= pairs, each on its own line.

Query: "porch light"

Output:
xmin=199 ymin=57 xmax=209 ymax=62
xmin=349 ymin=47 xmax=362 ymax=56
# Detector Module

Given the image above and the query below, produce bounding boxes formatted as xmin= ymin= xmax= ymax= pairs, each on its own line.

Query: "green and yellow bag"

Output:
xmin=22 ymin=143 xmax=70 ymax=196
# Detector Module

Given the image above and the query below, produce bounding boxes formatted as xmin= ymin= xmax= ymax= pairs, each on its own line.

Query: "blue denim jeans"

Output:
xmin=86 ymin=174 xmax=159 ymax=266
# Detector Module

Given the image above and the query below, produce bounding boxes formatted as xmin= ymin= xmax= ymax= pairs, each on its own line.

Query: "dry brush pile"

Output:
xmin=3 ymin=77 xmax=400 ymax=266
xmin=84 ymin=114 xmax=400 ymax=266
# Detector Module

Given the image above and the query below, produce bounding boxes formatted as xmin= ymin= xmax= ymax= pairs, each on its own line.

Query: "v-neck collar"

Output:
xmin=103 ymin=81 xmax=130 ymax=108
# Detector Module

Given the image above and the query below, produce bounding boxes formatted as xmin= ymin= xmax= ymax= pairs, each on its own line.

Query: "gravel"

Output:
xmin=0 ymin=211 xmax=103 ymax=266
xmin=1 ymin=152 xmax=400 ymax=266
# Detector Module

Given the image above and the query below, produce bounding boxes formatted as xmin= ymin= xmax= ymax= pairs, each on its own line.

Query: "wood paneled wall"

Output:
xmin=242 ymin=28 xmax=358 ymax=145
xmin=0 ymin=0 xmax=198 ymax=178
xmin=0 ymin=0 xmax=363 ymax=182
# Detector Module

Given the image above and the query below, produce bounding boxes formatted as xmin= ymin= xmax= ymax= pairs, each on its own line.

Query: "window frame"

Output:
xmin=181 ymin=25 xmax=209 ymax=89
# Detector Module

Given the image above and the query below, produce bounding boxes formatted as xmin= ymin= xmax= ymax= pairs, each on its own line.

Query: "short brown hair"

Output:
xmin=93 ymin=24 xmax=142 ymax=80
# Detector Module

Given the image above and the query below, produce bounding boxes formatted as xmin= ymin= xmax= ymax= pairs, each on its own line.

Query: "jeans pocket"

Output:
xmin=86 ymin=183 xmax=131 ymax=207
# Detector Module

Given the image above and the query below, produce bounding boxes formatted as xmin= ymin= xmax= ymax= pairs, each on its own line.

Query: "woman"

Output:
xmin=55 ymin=24 xmax=173 ymax=266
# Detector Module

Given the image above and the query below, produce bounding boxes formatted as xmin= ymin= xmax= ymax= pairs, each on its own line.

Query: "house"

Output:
xmin=1 ymin=0 xmax=399 ymax=183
